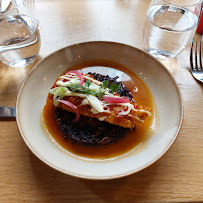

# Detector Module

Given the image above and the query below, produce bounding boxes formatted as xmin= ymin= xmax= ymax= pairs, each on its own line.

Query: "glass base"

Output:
xmin=147 ymin=48 xmax=175 ymax=60
xmin=4 ymin=55 xmax=38 ymax=67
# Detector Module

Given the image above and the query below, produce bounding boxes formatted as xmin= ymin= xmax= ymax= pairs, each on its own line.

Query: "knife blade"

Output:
xmin=0 ymin=106 xmax=15 ymax=118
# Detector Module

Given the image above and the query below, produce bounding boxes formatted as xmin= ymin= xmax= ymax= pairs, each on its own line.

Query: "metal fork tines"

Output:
xmin=190 ymin=36 xmax=203 ymax=83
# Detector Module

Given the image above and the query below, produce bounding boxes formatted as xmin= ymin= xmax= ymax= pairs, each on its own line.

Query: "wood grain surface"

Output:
xmin=0 ymin=0 xmax=202 ymax=202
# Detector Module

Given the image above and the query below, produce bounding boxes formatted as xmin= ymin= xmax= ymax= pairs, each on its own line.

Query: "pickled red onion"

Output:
xmin=102 ymin=96 xmax=130 ymax=103
xmin=66 ymin=70 xmax=84 ymax=86
xmin=58 ymin=100 xmax=80 ymax=122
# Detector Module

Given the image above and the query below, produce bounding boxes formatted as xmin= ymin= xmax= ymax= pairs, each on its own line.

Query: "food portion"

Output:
xmin=49 ymin=71 xmax=151 ymax=128
xmin=54 ymin=108 xmax=129 ymax=145
xmin=46 ymin=69 xmax=152 ymax=146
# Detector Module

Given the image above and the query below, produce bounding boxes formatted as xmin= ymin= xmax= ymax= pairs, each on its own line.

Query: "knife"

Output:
xmin=0 ymin=106 xmax=15 ymax=118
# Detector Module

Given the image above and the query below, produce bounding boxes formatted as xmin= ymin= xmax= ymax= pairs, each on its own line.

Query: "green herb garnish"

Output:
xmin=101 ymin=80 xmax=109 ymax=89
xmin=97 ymin=90 xmax=105 ymax=100
xmin=67 ymin=79 xmax=119 ymax=100
xmin=84 ymin=80 xmax=91 ymax=87
xmin=68 ymin=83 xmax=80 ymax=89
xmin=68 ymin=84 xmax=104 ymax=98
xmin=109 ymin=83 xmax=119 ymax=93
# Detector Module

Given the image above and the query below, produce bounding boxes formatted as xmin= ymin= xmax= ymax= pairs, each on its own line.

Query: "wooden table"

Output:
xmin=0 ymin=0 xmax=202 ymax=202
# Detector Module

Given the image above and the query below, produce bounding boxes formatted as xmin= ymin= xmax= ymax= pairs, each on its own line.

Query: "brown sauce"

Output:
xmin=43 ymin=60 xmax=155 ymax=159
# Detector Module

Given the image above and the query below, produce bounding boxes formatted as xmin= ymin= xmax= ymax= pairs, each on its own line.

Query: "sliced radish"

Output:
xmin=66 ymin=70 xmax=84 ymax=86
xmin=102 ymin=96 xmax=130 ymax=103
xmin=58 ymin=100 xmax=80 ymax=122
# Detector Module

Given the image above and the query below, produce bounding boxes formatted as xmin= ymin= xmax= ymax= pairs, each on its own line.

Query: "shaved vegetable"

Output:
xmin=58 ymin=100 xmax=80 ymax=122
xmin=102 ymin=96 xmax=130 ymax=103
xmin=66 ymin=70 xmax=84 ymax=86
xmin=86 ymin=95 xmax=104 ymax=113
xmin=50 ymin=87 xmax=68 ymax=95
xmin=53 ymin=87 xmax=67 ymax=106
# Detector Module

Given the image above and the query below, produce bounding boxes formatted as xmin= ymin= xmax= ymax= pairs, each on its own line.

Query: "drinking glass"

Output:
xmin=0 ymin=0 xmax=16 ymax=13
xmin=196 ymin=6 xmax=203 ymax=34
xmin=0 ymin=0 xmax=41 ymax=67
xmin=143 ymin=0 xmax=202 ymax=59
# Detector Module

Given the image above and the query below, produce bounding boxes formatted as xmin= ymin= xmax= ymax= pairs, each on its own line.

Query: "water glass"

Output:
xmin=0 ymin=0 xmax=40 ymax=67
xmin=196 ymin=6 xmax=203 ymax=34
xmin=143 ymin=0 xmax=202 ymax=59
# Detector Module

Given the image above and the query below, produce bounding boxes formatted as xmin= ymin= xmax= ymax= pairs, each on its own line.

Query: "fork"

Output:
xmin=190 ymin=36 xmax=203 ymax=83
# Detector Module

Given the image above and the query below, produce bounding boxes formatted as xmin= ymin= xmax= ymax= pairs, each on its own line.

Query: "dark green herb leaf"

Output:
xmin=109 ymin=83 xmax=119 ymax=93
xmin=72 ymin=88 xmax=96 ymax=95
xmin=96 ymin=90 xmax=105 ymax=100
xmin=101 ymin=80 xmax=109 ymax=89
xmin=84 ymin=80 xmax=91 ymax=87
xmin=68 ymin=84 xmax=80 ymax=90
xmin=68 ymin=83 xmax=106 ymax=100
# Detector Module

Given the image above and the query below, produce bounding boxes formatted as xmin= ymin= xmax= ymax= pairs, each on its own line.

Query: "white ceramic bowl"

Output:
xmin=16 ymin=41 xmax=183 ymax=179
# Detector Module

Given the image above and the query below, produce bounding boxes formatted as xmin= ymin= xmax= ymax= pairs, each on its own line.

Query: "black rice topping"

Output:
xmin=54 ymin=72 xmax=134 ymax=146
xmin=88 ymin=72 xmax=133 ymax=101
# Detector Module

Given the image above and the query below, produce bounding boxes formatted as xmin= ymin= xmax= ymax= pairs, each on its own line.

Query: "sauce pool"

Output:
xmin=43 ymin=60 xmax=156 ymax=159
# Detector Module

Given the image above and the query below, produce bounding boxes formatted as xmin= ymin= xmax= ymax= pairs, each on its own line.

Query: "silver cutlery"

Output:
xmin=0 ymin=106 xmax=15 ymax=118
xmin=190 ymin=36 xmax=203 ymax=83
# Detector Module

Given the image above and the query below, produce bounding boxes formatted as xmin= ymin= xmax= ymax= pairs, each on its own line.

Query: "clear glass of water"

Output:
xmin=0 ymin=0 xmax=41 ymax=67
xmin=143 ymin=0 xmax=202 ymax=59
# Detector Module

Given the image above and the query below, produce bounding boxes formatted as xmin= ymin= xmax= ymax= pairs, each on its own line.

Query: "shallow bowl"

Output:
xmin=16 ymin=41 xmax=183 ymax=179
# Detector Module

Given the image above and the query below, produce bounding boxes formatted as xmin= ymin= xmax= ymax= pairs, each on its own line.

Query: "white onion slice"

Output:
xmin=86 ymin=95 xmax=104 ymax=113
xmin=66 ymin=70 xmax=84 ymax=86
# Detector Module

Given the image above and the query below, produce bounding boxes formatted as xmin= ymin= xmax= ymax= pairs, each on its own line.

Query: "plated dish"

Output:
xmin=16 ymin=41 xmax=183 ymax=179
xmin=43 ymin=61 xmax=153 ymax=159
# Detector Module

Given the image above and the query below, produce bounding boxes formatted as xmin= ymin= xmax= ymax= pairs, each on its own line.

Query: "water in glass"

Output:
xmin=144 ymin=4 xmax=198 ymax=59
xmin=0 ymin=14 xmax=40 ymax=67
